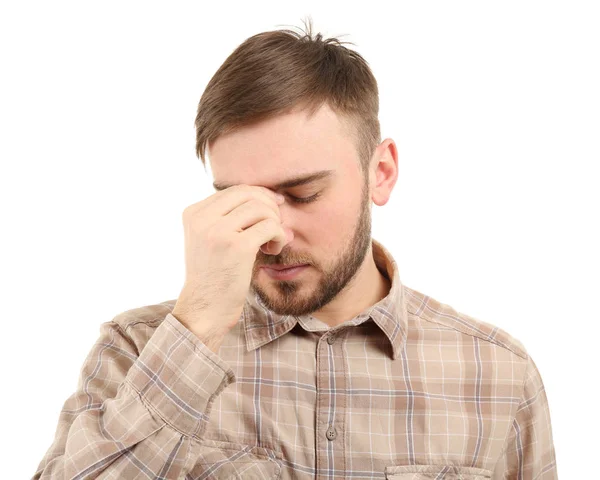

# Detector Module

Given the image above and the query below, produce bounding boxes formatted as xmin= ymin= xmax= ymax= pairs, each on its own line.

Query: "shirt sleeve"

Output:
xmin=492 ymin=353 xmax=558 ymax=479
xmin=31 ymin=312 xmax=236 ymax=479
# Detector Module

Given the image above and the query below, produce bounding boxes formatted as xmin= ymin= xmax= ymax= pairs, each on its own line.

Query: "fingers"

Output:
xmin=261 ymin=224 xmax=293 ymax=255
xmin=242 ymin=216 xmax=291 ymax=255
xmin=210 ymin=184 xmax=284 ymax=222
xmin=185 ymin=184 xmax=290 ymax=255
xmin=219 ymin=198 xmax=280 ymax=233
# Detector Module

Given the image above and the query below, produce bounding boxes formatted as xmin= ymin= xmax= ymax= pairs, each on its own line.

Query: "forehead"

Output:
xmin=208 ymin=103 xmax=357 ymax=189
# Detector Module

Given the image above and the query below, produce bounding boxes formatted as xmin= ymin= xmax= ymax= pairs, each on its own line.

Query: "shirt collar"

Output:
xmin=242 ymin=237 xmax=409 ymax=360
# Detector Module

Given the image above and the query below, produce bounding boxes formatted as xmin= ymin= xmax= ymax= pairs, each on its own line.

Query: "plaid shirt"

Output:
xmin=32 ymin=238 xmax=558 ymax=479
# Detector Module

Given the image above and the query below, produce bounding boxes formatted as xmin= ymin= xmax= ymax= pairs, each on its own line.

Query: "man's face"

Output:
xmin=209 ymin=103 xmax=374 ymax=317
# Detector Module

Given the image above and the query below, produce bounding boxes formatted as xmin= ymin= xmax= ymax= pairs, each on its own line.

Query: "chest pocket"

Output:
xmin=190 ymin=438 xmax=282 ymax=479
xmin=385 ymin=464 xmax=492 ymax=479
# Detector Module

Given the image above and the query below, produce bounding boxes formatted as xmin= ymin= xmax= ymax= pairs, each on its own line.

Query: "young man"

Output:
xmin=33 ymin=18 xmax=557 ymax=479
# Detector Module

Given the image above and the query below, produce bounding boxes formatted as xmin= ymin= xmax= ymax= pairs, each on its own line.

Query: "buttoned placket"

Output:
xmin=315 ymin=330 xmax=345 ymax=478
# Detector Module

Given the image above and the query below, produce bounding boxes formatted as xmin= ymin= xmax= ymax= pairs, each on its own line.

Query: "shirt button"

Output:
xmin=326 ymin=335 xmax=336 ymax=345
xmin=326 ymin=426 xmax=337 ymax=440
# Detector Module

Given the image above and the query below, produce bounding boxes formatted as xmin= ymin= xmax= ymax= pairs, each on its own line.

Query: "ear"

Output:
xmin=370 ymin=138 xmax=399 ymax=207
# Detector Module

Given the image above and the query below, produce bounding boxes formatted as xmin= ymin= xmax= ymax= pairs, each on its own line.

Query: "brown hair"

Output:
xmin=194 ymin=16 xmax=381 ymax=178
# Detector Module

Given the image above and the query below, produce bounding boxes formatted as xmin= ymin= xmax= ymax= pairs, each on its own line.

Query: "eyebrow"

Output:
xmin=213 ymin=169 xmax=335 ymax=192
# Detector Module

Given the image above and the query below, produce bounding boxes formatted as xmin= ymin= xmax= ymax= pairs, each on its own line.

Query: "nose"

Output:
xmin=278 ymin=203 xmax=296 ymax=244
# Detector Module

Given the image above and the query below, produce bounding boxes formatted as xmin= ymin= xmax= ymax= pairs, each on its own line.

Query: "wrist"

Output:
xmin=170 ymin=309 xmax=227 ymax=354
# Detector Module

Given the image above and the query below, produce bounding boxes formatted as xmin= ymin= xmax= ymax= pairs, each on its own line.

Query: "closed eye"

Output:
xmin=287 ymin=193 xmax=321 ymax=204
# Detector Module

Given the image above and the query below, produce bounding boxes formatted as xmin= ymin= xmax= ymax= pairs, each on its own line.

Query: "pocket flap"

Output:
xmin=385 ymin=464 xmax=492 ymax=479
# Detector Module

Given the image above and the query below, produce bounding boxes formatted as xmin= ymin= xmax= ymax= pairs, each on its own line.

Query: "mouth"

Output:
xmin=261 ymin=264 xmax=310 ymax=280
xmin=260 ymin=263 xmax=308 ymax=271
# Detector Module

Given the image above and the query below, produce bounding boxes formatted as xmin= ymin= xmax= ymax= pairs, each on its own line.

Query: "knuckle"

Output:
xmin=182 ymin=204 xmax=200 ymax=223
xmin=236 ymin=184 xmax=253 ymax=194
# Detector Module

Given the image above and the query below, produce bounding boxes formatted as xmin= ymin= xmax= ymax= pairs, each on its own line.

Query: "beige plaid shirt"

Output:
xmin=33 ymin=238 xmax=558 ymax=479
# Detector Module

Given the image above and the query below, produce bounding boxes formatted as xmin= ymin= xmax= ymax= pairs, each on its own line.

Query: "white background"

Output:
xmin=1 ymin=1 xmax=597 ymax=477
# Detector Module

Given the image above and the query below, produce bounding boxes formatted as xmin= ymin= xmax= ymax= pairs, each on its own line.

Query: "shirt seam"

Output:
xmin=407 ymin=310 xmax=527 ymax=360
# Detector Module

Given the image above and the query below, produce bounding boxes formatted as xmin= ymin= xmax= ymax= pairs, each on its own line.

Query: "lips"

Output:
xmin=262 ymin=264 xmax=307 ymax=271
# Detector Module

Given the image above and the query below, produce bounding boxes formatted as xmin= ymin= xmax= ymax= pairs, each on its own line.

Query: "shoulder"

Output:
xmin=403 ymin=285 xmax=528 ymax=360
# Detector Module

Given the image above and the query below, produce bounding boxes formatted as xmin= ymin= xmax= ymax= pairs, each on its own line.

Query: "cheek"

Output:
xmin=307 ymin=206 xmax=355 ymax=239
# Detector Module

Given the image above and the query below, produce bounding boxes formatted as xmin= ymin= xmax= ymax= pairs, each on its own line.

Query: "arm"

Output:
xmin=492 ymin=354 xmax=558 ymax=479
xmin=31 ymin=312 xmax=236 ymax=479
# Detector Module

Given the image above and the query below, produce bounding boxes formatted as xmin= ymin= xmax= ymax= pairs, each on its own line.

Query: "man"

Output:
xmin=33 ymin=18 xmax=558 ymax=479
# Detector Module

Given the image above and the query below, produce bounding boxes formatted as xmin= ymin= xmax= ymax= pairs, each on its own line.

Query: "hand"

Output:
xmin=171 ymin=184 xmax=293 ymax=352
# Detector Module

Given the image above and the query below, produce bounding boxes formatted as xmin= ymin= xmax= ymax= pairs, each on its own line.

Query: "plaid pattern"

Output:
xmin=32 ymin=238 xmax=557 ymax=479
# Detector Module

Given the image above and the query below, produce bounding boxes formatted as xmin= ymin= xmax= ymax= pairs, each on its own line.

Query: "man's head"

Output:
xmin=195 ymin=18 xmax=398 ymax=317
xmin=195 ymin=17 xmax=381 ymax=179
